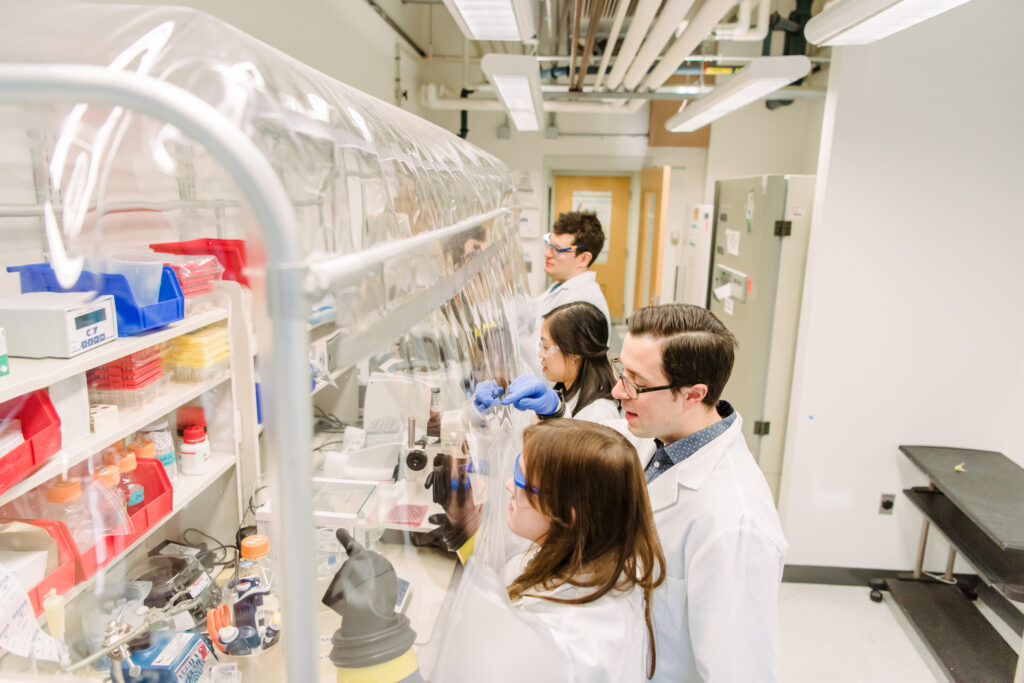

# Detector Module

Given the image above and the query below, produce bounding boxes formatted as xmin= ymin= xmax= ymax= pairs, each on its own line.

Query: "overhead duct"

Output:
xmin=642 ymin=0 xmax=740 ymax=89
xmin=622 ymin=0 xmax=699 ymax=91
xmin=601 ymin=0 xmax=660 ymax=91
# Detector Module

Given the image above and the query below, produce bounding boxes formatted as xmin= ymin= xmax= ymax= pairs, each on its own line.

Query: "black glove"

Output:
xmin=322 ymin=529 xmax=416 ymax=668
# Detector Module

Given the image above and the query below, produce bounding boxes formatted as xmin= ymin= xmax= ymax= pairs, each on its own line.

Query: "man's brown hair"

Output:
xmin=552 ymin=211 xmax=604 ymax=265
xmin=628 ymin=304 xmax=737 ymax=406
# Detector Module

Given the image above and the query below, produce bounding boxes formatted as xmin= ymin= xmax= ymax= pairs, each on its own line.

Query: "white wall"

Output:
xmin=703 ymin=96 xmax=826 ymax=202
xmin=779 ymin=0 xmax=1024 ymax=570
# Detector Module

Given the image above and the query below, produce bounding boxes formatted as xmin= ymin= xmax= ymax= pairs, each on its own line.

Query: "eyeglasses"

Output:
xmin=538 ymin=340 xmax=560 ymax=358
xmin=542 ymin=232 xmax=578 ymax=255
xmin=513 ymin=453 xmax=540 ymax=495
xmin=611 ymin=358 xmax=676 ymax=399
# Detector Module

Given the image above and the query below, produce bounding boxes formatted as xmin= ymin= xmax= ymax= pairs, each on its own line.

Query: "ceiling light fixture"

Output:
xmin=665 ymin=56 xmax=812 ymax=132
xmin=441 ymin=0 xmax=535 ymax=42
xmin=804 ymin=0 xmax=975 ymax=46
xmin=481 ymin=54 xmax=543 ymax=132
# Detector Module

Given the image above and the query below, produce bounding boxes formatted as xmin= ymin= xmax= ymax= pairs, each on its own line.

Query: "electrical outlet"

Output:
xmin=879 ymin=493 xmax=895 ymax=514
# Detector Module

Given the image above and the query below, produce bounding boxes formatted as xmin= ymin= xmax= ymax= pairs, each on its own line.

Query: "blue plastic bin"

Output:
xmin=7 ymin=263 xmax=185 ymax=336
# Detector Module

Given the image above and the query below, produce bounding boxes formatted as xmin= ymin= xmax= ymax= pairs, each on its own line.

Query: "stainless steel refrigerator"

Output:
xmin=707 ymin=175 xmax=815 ymax=500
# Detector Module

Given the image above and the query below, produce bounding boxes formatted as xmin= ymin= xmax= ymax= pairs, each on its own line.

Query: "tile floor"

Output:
xmin=779 ymin=582 xmax=949 ymax=682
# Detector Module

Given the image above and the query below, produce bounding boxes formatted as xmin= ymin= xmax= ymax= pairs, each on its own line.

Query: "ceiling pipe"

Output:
xmin=642 ymin=0 xmax=739 ymax=89
xmin=715 ymin=0 xmax=770 ymax=41
xmin=421 ymin=83 xmax=647 ymax=113
xmin=591 ymin=0 xmax=630 ymax=90
xmin=621 ymin=0 xmax=699 ymax=91
xmin=574 ymin=0 xmax=605 ymax=91
xmin=602 ymin=0 xmax=661 ymax=91
xmin=569 ymin=0 xmax=582 ymax=91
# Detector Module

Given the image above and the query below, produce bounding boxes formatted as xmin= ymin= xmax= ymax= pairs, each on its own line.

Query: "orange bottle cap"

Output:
xmin=45 ymin=479 xmax=82 ymax=503
xmin=116 ymin=453 xmax=137 ymax=473
xmin=93 ymin=466 xmax=120 ymax=488
xmin=128 ymin=439 xmax=156 ymax=459
xmin=240 ymin=534 xmax=270 ymax=559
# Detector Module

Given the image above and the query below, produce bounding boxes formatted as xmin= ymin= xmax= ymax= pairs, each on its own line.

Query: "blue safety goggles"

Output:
xmin=513 ymin=453 xmax=540 ymax=495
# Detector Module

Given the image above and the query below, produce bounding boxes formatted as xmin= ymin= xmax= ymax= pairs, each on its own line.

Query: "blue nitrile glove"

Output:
xmin=500 ymin=374 xmax=560 ymax=416
xmin=473 ymin=380 xmax=504 ymax=413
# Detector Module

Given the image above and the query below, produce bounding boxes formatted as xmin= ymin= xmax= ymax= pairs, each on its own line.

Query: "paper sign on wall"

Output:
xmin=790 ymin=205 xmax=805 ymax=219
xmin=723 ymin=298 xmax=734 ymax=315
xmin=571 ymin=190 xmax=613 ymax=265
xmin=725 ymin=229 xmax=741 ymax=257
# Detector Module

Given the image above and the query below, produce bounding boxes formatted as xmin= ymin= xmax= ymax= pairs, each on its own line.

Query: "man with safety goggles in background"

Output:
xmin=536 ymin=211 xmax=610 ymax=332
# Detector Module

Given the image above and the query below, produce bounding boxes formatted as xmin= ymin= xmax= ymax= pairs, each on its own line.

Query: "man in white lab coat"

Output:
xmin=536 ymin=211 xmax=610 ymax=330
xmin=611 ymin=304 xmax=787 ymax=682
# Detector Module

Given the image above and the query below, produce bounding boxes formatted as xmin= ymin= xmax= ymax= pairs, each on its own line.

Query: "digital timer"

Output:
xmin=0 ymin=292 xmax=118 ymax=359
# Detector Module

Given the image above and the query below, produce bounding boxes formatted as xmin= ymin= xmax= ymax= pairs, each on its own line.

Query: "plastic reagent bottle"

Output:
xmin=238 ymin=534 xmax=276 ymax=631
xmin=179 ymin=425 xmax=210 ymax=475
xmin=44 ymin=479 xmax=95 ymax=551
xmin=139 ymin=419 xmax=178 ymax=483
xmin=115 ymin=453 xmax=145 ymax=509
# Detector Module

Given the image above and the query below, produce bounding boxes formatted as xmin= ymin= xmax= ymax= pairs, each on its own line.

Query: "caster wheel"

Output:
xmin=868 ymin=578 xmax=887 ymax=591
xmin=869 ymin=589 xmax=884 ymax=603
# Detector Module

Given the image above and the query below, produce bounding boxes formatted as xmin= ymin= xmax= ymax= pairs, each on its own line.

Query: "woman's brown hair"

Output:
xmin=507 ymin=419 xmax=666 ymax=678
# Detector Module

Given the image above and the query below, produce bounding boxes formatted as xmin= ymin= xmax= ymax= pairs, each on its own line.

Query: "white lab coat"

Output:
xmin=609 ymin=413 xmax=787 ymax=683
xmin=536 ymin=271 xmax=611 ymax=331
xmin=502 ymin=551 xmax=648 ymax=683
xmin=563 ymin=392 xmax=620 ymax=423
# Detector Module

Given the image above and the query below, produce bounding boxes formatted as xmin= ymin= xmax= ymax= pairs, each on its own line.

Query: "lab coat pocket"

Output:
xmin=653 ymin=574 xmax=686 ymax=649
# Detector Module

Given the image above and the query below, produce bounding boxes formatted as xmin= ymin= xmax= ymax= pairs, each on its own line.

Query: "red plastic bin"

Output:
xmin=165 ymin=257 xmax=223 ymax=297
xmin=102 ymin=458 xmax=173 ymax=559
xmin=0 ymin=390 xmax=62 ymax=496
xmin=0 ymin=517 xmax=78 ymax=617
xmin=150 ymin=239 xmax=249 ymax=287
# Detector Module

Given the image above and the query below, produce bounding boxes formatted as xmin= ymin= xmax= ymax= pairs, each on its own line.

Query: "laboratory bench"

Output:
xmin=874 ymin=446 xmax=1024 ymax=683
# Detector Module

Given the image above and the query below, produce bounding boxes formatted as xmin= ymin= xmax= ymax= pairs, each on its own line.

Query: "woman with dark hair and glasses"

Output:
xmin=475 ymin=301 xmax=619 ymax=423
xmin=536 ymin=301 xmax=619 ymax=422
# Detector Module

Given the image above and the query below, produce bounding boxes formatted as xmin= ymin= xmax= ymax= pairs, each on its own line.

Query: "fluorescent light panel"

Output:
xmin=482 ymin=54 xmax=544 ymax=132
xmin=665 ymin=56 xmax=812 ymax=133
xmin=805 ymin=0 xmax=974 ymax=46
xmin=442 ymin=0 xmax=534 ymax=42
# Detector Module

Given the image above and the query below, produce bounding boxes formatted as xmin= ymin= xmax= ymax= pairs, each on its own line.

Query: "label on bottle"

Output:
xmin=157 ymin=450 xmax=176 ymax=468
xmin=127 ymin=485 xmax=144 ymax=507
xmin=187 ymin=571 xmax=212 ymax=598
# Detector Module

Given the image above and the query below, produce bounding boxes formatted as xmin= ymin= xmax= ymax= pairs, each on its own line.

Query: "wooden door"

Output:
xmin=633 ymin=166 xmax=671 ymax=310
xmin=553 ymin=175 xmax=631 ymax=321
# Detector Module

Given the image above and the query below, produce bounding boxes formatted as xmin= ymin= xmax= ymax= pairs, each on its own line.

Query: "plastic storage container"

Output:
xmin=87 ymin=345 xmax=164 ymax=390
xmin=138 ymin=419 xmax=178 ymax=483
xmin=89 ymin=374 xmax=169 ymax=409
xmin=7 ymin=262 xmax=185 ymax=335
xmin=101 ymin=250 xmax=170 ymax=307
xmin=149 ymin=238 xmax=250 ymax=287
xmin=163 ymin=325 xmax=230 ymax=382
xmin=43 ymin=479 xmax=96 ymax=553
xmin=0 ymin=389 xmax=62 ymax=496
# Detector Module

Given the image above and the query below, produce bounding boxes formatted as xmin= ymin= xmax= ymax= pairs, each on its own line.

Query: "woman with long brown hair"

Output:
xmin=503 ymin=419 xmax=665 ymax=682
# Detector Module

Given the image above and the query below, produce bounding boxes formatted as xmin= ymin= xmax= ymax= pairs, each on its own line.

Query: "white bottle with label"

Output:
xmin=179 ymin=425 xmax=210 ymax=475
